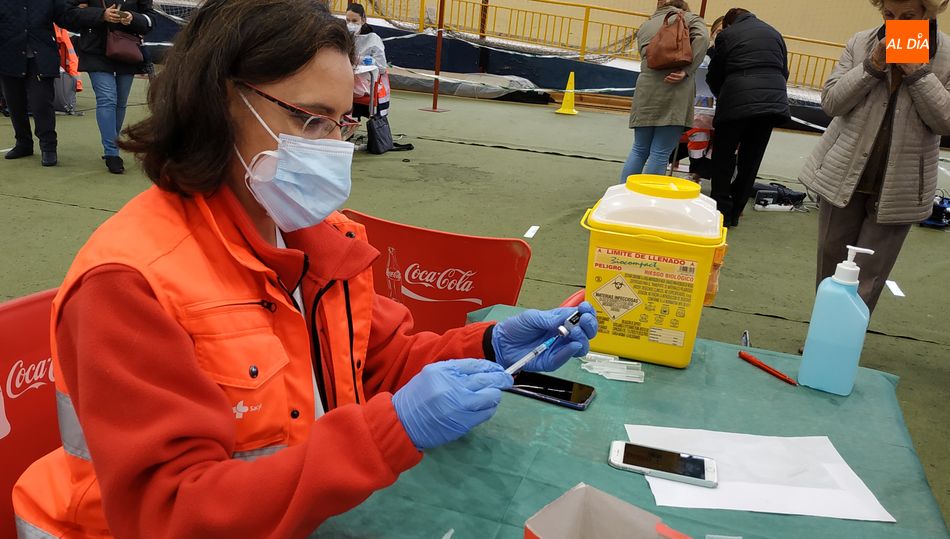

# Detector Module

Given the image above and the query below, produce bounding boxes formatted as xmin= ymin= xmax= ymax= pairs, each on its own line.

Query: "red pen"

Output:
xmin=738 ymin=351 xmax=798 ymax=386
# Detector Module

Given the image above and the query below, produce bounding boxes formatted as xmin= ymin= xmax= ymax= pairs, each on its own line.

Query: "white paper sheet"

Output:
xmin=885 ymin=280 xmax=906 ymax=297
xmin=624 ymin=425 xmax=895 ymax=522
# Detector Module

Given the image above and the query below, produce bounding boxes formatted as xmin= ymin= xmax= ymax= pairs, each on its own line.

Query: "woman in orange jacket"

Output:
xmin=11 ymin=1 xmax=597 ymax=537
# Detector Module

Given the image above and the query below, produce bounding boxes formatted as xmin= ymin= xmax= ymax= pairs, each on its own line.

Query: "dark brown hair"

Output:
xmin=120 ymin=0 xmax=354 ymax=195
xmin=722 ymin=8 xmax=750 ymax=28
xmin=347 ymin=2 xmax=366 ymax=18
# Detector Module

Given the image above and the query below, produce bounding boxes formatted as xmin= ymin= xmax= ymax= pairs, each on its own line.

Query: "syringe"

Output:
xmin=504 ymin=310 xmax=582 ymax=375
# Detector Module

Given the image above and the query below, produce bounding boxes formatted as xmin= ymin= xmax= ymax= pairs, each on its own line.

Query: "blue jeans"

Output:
xmin=89 ymin=72 xmax=134 ymax=157
xmin=620 ymin=125 xmax=684 ymax=182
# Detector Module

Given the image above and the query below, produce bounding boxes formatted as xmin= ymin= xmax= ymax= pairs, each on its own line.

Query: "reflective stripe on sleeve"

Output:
xmin=15 ymin=516 xmax=57 ymax=539
xmin=232 ymin=445 xmax=287 ymax=462
xmin=56 ymin=391 xmax=92 ymax=461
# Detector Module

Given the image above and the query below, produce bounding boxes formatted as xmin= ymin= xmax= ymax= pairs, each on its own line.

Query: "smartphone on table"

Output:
xmin=506 ymin=371 xmax=595 ymax=410
xmin=608 ymin=441 xmax=718 ymax=488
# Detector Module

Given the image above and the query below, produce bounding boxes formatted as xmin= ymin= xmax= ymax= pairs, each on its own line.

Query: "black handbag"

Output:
xmin=367 ymin=112 xmax=394 ymax=155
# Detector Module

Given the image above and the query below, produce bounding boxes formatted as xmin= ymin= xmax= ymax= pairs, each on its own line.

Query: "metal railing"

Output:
xmin=329 ymin=0 xmax=418 ymax=24
xmin=788 ymin=52 xmax=839 ymax=90
xmin=331 ymin=0 xmax=846 ymax=90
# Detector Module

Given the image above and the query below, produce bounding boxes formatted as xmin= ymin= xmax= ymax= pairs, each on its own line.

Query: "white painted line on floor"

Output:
xmin=524 ymin=225 xmax=540 ymax=239
xmin=0 ymin=148 xmax=12 ymax=153
xmin=886 ymin=280 xmax=906 ymax=298
xmin=940 ymin=165 xmax=950 ymax=176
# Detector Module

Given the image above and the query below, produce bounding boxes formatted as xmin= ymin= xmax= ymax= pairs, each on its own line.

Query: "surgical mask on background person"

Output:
xmin=235 ymin=93 xmax=354 ymax=232
xmin=347 ymin=22 xmax=361 ymax=34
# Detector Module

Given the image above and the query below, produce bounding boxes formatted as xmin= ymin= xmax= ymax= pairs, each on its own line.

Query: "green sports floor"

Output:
xmin=1 ymin=77 xmax=947 ymax=526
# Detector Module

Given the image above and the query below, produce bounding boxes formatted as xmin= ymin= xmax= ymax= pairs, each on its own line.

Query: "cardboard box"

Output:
xmin=524 ymin=483 xmax=690 ymax=539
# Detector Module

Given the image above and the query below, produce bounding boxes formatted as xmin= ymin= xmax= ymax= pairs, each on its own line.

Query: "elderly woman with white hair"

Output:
xmin=800 ymin=0 xmax=950 ymax=314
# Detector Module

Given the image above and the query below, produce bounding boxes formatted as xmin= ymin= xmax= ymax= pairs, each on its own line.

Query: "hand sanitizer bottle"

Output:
xmin=798 ymin=245 xmax=875 ymax=396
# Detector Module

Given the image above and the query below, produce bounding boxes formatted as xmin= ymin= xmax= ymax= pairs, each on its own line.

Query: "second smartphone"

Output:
xmin=608 ymin=441 xmax=718 ymax=488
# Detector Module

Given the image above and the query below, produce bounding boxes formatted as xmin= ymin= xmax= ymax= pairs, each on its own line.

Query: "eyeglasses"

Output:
xmin=240 ymin=82 xmax=359 ymax=139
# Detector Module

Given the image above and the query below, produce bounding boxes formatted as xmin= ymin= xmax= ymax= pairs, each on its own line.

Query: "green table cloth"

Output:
xmin=319 ymin=305 xmax=948 ymax=538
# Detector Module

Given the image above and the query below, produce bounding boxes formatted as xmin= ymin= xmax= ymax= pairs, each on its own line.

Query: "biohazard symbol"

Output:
xmin=592 ymin=274 xmax=643 ymax=320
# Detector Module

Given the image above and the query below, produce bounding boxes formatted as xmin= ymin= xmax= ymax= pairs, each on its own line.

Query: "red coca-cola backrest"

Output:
xmin=342 ymin=210 xmax=532 ymax=334
xmin=0 ymin=289 xmax=60 ymax=537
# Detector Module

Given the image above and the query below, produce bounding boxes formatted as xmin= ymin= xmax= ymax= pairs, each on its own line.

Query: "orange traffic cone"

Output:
xmin=555 ymin=72 xmax=578 ymax=115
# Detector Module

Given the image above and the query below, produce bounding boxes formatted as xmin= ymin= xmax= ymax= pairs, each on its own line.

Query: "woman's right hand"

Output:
xmin=870 ymin=39 xmax=887 ymax=72
xmin=664 ymin=69 xmax=687 ymax=84
xmin=391 ymin=359 xmax=512 ymax=451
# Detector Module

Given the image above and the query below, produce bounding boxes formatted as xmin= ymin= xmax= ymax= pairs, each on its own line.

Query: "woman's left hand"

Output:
xmin=898 ymin=63 xmax=926 ymax=75
xmin=120 ymin=11 xmax=133 ymax=25
xmin=491 ymin=302 xmax=599 ymax=373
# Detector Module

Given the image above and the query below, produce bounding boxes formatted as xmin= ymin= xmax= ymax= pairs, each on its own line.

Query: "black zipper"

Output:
xmin=310 ymin=280 xmax=336 ymax=413
xmin=256 ymin=300 xmax=277 ymax=312
xmin=342 ymin=281 xmax=360 ymax=404
xmin=276 ymin=255 xmax=310 ymax=313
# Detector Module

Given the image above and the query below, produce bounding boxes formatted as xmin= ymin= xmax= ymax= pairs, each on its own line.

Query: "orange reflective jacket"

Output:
xmin=13 ymin=187 xmax=379 ymax=537
xmin=53 ymin=25 xmax=82 ymax=91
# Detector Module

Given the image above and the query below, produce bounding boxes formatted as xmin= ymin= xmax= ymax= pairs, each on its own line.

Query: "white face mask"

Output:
xmin=235 ymin=92 xmax=354 ymax=232
xmin=347 ymin=22 xmax=362 ymax=34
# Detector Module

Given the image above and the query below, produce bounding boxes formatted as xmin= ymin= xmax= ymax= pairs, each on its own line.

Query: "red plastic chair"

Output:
xmin=0 ymin=289 xmax=60 ymax=537
xmin=560 ymin=289 xmax=586 ymax=308
xmin=342 ymin=210 xmax=532 ymax=334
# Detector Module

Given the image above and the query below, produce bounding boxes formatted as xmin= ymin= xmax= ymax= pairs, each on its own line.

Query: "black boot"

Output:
xmin=104 ymin=155 xmax=124 ymax=174
xmin=41 ymin=151 xmax=58 ymax=166
xmin=5 ymin=146 xmax=33 ymax=159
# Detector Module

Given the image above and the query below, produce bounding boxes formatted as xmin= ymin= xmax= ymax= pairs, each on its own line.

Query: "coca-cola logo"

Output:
xmin=404 ymin=263 xmax=476 ymax=292
xmin=6 ymin=358 xmax=55 ymax=399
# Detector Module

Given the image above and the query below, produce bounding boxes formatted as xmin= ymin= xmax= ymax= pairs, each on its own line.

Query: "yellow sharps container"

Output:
xmin=581 ymin=175 xmax=728 ymax=368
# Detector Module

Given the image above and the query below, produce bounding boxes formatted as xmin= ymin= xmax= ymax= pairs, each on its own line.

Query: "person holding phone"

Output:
xmin=62 ymin=0 xmax=153 ymax=174
xmin=11 ymin=2 xmax=597 ymax=536
xmin=800 ymin=0 xmax=950 ymax=313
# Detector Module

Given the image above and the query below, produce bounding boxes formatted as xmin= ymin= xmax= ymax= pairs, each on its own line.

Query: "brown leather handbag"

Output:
xmin=645 ymin=10 xmax=693 ymax=70
xmin=102 ymin=1 xmax=144 ymax=64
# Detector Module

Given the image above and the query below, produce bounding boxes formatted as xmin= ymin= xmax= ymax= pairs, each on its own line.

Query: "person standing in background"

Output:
xmin=621 ymin=0 xmax=708 ymax=181
xmin=63 ymin=0 xmax=153 ymax=174
xmin=346 ymin=3 xmax=390 ymax=119
xmin=800 ymin=0 xmax=950 ymax=313
xmin=706 ymin=8 xmax=790 ymax=227
xmin=0 ymin=0 xmax=67 ymax=167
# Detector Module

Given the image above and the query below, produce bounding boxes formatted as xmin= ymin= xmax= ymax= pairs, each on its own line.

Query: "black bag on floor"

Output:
xmin=53 ymin=73 xmax=78 ymax=114
xmin=752 ymin=182 xmax=807 ymax=206
xmin=367 ymin=113 xmax=394 ymax=154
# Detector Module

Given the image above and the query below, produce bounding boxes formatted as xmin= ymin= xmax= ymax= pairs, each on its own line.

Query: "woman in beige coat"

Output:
xmin=621 ymin=0 xmax=708 ymax=181
xmin=800 ymin=0 xmax=950 ymax=313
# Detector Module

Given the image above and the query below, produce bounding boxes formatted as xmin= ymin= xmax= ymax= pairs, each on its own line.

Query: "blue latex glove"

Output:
xmin=392 ymin=359 xmax=513 ymax=450
xmin=491 ymin=302 xmax=599 ymax=373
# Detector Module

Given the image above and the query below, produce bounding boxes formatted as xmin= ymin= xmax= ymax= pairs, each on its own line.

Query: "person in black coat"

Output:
xmin=62 ymin=0 xmax=153 ymax=174
xmin=706 ymin=8 xmax=790 ymax=227
xmin=0 ymin=0 xmax=68 ymax=166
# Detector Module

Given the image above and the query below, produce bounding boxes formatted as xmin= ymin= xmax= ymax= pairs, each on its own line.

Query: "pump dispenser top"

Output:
xmin=833 ymin=245 xmax=875 ymax=285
